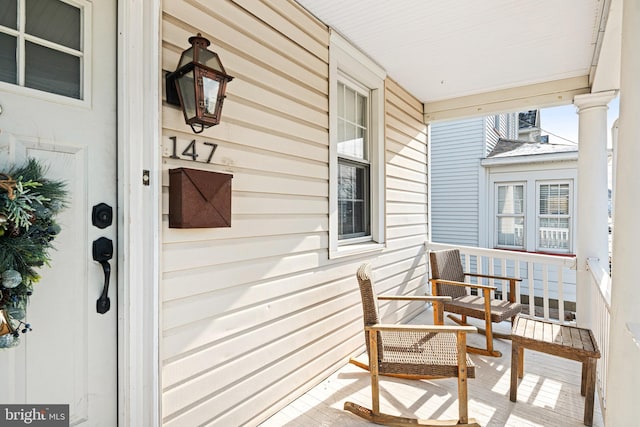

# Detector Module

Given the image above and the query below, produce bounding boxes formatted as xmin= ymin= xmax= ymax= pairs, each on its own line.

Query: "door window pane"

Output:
xmin=26 ymin=0 xmax=81 ymax=50
xmin=1 ymin=0 xmax=83 ymax=99
xmin=0 ymin=0 xmax=17 ymax=29
xmin=25 ymin=41 xmax=80 ymax=98
xmin=0 ymin=32 xmax=17 ymax=84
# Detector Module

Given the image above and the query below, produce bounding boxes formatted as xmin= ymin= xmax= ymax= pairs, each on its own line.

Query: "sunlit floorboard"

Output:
xmin=260 ymin=309 xmax=604 ymax=427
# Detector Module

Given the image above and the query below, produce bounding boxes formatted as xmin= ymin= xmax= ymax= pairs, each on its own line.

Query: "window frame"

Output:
xmin=536 ymin=180 xmax=573 ymax=254
xmin=337 ymin=76 xmax=371 ymax=240
xmin=494 ymin=181 xmax=526 ymax=250
xmin=0 ymin=0 xmax=91 ymax=106
xmin=329 ymin=30 xmax=386 ymax=259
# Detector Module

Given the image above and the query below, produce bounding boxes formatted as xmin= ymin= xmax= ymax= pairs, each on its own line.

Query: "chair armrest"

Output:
xmin=365 ymin=324 xmax=477 ymax=334
xmin=429 ymin=278 xmax=497 ymax=291
xmin=465 ymin=272 xmax=522 ymax=282
xmin=377 ymin=295 xmax=452 ymax=302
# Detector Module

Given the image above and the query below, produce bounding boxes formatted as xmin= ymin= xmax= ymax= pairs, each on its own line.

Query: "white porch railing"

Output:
xmin=586 ymin=257 xmax=611 ymax=419
xmin=426 ymin=242 xmax=577 ymax=322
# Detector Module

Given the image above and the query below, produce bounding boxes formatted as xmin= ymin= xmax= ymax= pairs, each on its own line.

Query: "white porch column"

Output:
xmin=574 ymin=90 xmax=616 ymax=328
xmin=607 ymin=0 xmax=640 ymax=424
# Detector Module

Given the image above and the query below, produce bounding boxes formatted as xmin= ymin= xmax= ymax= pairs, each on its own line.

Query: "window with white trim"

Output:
xmin=337 ymin=79 xmax=370 ymax=240
xmin=0 ymin=0 xmax=86 ymax=99
xmin=496 ymin=183 xmax=525 ymax=249
xmin=329 ymin=31 xmax=385 ymax=258
xmin=537 ymin=181 xmax=571 ymax=252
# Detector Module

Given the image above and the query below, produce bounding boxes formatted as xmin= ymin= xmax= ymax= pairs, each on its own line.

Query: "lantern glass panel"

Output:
xmin=178 ymin=47 xmax=194 ymax=68
xmin=202 ymin=75 xmax=220 ymax=116
xmin=176 ymin=69 xmax=196 ymax=119
xmin=199 ymin=49 xmax=224 ymax=73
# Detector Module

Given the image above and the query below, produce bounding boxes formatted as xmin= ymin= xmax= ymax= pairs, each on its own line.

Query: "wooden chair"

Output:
xmin=429 ymin=249 xmax=522 ymax=357
xmin=344 ymin=263 xmax=480 ymax=427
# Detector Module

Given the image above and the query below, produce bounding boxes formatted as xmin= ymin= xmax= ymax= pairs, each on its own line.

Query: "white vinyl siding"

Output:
xmin=161 ymin=2 xmax=428 ymax=426
xmin=430 ymin=117 xmax=485 ymax=246
xmin=430 ymin=112 xmax=518 ymax=248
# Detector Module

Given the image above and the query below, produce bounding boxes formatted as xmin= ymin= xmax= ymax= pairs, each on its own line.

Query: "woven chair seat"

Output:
xmin=444 ymin=295 xmax=522 ymax=324
xmin=379 ymin=331 xmax=475 ymax=378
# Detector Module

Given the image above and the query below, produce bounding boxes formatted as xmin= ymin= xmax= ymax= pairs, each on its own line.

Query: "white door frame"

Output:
xmin=117 ymin=0 xmax=162 ymax=425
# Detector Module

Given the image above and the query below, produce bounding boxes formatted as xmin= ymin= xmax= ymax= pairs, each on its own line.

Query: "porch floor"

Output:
xmin=260 ymin=308 xmax=604 ymax=427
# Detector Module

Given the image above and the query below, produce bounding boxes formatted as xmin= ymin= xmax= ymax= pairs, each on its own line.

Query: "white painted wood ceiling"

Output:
xmin=296 ymin=0 xmax=615 ymax=104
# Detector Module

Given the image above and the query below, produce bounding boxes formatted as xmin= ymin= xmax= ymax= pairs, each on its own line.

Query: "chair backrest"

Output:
xmin=429 ymin=249 xmax=467 ymax=299
xmin=356 ymin=263 xmax=384 ymax=361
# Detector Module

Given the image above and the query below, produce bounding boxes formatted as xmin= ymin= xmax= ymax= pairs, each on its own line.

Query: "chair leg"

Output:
xmin=369 ymin=330 xmax=380 ymax=415
xmin=457 ymin=331 xmax=469 ymax=424
xmin=484 ymin=299 xmax=494 ymax=355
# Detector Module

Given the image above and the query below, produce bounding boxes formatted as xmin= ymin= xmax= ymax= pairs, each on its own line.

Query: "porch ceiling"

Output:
xmin=297 ymin=0 xmax=621 ymax=119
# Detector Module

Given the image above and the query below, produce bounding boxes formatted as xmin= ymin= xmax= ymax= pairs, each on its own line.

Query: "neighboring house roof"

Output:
xmin=481 ymin=138 xmax=578 ymax=166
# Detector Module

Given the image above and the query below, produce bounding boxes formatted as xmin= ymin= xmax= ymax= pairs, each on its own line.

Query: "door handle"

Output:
xmin=93 ymin=237 xmax=113 ymax=314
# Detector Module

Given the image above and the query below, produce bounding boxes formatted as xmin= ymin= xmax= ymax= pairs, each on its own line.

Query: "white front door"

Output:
xmin=0 ymin=0 xmax=117 ymax=425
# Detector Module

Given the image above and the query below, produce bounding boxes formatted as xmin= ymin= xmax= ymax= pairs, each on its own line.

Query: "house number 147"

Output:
xmin=167 ymin=136 xmax=218 ymax=163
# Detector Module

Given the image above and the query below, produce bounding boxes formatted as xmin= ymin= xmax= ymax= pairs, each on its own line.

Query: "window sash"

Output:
xmin=337 ymin=77 xmax=371 ymax=242
xmin=537 ymin=182 xmax=571 ymax=252
xmin=337 ymin=80 xmax=368 ymax=161
xmin=496 ymin=183 xmax=525 ymax=249
xmin=338 ymin=159 xmax=370 ymax=240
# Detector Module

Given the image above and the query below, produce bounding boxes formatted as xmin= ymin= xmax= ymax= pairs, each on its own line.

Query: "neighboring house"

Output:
xmin=431 ymin=114 xmax=579 ymax=314
xmin=430 ymin=113 xmax=519 ymax=247
xmin=482 ymin=138 xmax=578 ymax=254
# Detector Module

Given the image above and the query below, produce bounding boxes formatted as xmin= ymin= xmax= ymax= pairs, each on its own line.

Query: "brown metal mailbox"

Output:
xmin=169 ymin=167 xmax=232 ymax=228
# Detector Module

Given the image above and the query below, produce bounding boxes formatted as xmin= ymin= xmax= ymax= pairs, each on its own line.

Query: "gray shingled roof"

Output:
xmin=486 ymin=138 xmax=578 ymax=159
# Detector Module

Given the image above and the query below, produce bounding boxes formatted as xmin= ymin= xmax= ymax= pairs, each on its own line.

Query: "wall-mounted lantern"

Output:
xmin=166 ymin=33 xmax=234 ymax=134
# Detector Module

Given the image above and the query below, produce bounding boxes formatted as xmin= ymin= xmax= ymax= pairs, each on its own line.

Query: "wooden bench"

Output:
xmin=509 ymin=315 xmax=601 ymax=426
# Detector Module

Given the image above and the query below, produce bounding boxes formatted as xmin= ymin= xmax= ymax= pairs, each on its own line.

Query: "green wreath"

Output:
xmin=0 ymin=159 xmax=67 ymax=348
